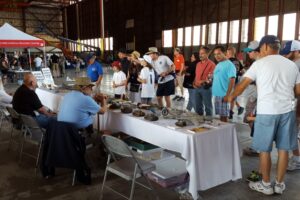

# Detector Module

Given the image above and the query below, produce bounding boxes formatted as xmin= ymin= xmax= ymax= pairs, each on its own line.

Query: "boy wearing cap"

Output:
xmin=58 ymin=77 xmax=107 ymax=133
xmin=227 ymin=35 xmax=300 ymax=195
xmin=280 ymin=40 xmax=300 ymax=171
xmin=146 ymin=47 xmax=175 ymax=108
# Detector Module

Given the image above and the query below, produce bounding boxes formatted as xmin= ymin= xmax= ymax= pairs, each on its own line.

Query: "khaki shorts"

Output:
xmin=176 ymin=75 xmax=184 ymax=87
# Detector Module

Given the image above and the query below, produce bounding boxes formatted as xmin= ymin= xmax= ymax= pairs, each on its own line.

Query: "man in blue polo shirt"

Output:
xmin=86 ymin=54 xmax=103 ymax=93
xmin=58 ymin=77 xmax=107 ymax=133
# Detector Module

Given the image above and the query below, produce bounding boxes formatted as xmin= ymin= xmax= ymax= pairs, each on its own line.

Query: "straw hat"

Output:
xmin=73 ymin=77 xmax=94 ymax=90
xmin=130 ymin=51 xmax=141 ymax=60
xmin=145 ymin=47 xmax=160 ymax=55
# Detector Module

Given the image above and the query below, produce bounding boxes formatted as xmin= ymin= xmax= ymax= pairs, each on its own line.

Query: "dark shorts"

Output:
xmin=156 ymin=80 xmax=175 ymax=97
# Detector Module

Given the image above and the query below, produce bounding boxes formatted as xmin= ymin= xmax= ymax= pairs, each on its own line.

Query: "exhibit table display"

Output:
xmin=37 ymin=89 xmax=242 ymax=200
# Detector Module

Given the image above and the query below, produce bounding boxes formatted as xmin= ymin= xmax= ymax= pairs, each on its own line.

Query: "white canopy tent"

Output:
xmin=0 ymin=23 xmax=46 ymax=70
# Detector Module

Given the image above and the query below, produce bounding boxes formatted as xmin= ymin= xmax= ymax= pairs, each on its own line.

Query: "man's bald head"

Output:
xmin=24 ymin=73 xmax=37 ymax=89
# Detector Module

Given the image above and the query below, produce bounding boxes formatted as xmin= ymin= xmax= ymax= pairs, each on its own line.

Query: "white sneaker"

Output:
xmin=287 ymin=159 xmax=300 ymax=171
xmin=274 ymin=182 xmax=286 ymax=194
xmin=249 ymin=181 xmax=274 ymax=195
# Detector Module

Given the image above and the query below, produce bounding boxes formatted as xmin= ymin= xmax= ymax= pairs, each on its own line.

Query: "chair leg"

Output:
xmin=18 ymin=134 xmax=26 ymax=164
xmin=0 ymin=114 xmax=4 ymax=137
xmin=143 ymin=174 xmax=160 ymax=200
xmin=129 ymin=165 xmax=138 ymax=200
xmin=72 ymin=170 xmax=76 ymax=186
xmin=100 ymin=155 xmax=111 ymax=200
xmin=35 ymin=134 xmax=44 ymax=175
xmin=7 ymin=123 xmax=14 ymax=151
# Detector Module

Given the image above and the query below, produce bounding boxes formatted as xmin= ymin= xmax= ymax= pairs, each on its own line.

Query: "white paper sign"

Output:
xmin=31 ymin=71 xmax=45 ymax=88
xmin=41 ymin=67 xmax=55 ymax=85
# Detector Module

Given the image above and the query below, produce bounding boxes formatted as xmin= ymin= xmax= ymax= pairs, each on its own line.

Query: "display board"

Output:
xmin=31 ymin=71 xmax=45 ymax=87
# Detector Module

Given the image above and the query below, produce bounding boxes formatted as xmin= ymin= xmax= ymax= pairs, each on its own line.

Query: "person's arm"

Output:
xmin=38 ymin=106 xmax=56 ymax=116
xmin=99 ymin=100 xmax=107 ymax=114
xmin=94 ymin=94 xmax=107 ymax=114
xmin=223 ymin=78 xmax=236 ymax=102
xmin=161 ymin=56 xmax=175 ymax=77
xmin=96 ymin=63 xmax=103 ymax=86
xmin=295 ymin=83 xmax=300 ymax=97
xmin=96 ymin=75 xmax=102 ymax=86
xmin=225 ymin=77 xmax=253 ymax=102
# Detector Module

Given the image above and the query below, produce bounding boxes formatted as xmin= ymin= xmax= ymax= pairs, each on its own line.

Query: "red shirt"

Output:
xmin=174 ymin=54 xmax=185 ymax=71
xmin=195 ymin=59 xmax=216 ymax=83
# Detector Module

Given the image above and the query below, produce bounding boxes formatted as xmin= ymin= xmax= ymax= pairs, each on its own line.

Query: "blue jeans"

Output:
xmin=186 ymin=88 xmax=196 ymax=111
xmin=194 ymin=87 xmax=213 ymax=116
xmin=35 ymin=114 xmax=56 ymax=129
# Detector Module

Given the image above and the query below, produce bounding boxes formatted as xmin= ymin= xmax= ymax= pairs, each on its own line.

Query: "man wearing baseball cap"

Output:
xmin=243 ymin=40 xmax=260 ymax=61
xmin=226 ymin=35 xmax=300 ymax=195
xmin=280 ymin=40 xmax=300 ymax=70
xmin=280 ymin=40 xmax=300 ymax=172
xmin=146 ymin=47 xmax=175 ymax=108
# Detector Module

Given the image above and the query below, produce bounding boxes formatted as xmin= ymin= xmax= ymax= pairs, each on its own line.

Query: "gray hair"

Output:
xmin=267 ymin=43 xmax=281 ymax=51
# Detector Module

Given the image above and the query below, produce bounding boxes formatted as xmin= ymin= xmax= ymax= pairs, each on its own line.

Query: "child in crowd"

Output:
xmin=138 ymin=59 xmax=155 ymax=104
xmin=112 ymin=61 xmax=126 ymax=99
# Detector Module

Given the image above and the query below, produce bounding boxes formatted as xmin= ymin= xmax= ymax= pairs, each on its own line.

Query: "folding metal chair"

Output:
xmin=6 ymin=106 xmax=23 ymax=150
xmin=19 ymin=114 xmax=45 ymax=174
xmin=100 ymin=135 xmax=159 ymax=200
xmin=0 ymin=105 xmax=10 ymax=138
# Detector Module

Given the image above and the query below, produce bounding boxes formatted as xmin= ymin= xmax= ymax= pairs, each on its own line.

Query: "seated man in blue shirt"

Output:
xmin=86 ymin=54 xmax=103 ymax=93
xmin=58 ymin=77 xmax=107 ymax=134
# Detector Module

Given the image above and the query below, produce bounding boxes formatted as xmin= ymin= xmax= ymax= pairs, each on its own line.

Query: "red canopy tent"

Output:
xmin=0 ymin=23 xmax=46 ymax=70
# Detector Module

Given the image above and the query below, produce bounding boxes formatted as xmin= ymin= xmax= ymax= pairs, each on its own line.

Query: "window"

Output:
xmin=184 ymin=27 xmax=192 ymax=46
xmin=193 ymin=26 xmax=201 ymax=46
xmin=218 ymin=21 xmax=228 ymax=44
xmin=241 ymin=19 xmax=248 ymax=42
xmin=105 ymin=38 xmax=109 ymax=51
xmin=254 ymin=17 xmax=266 ymax=41
xmin=110 ymin=37 xmax=113 ymax=50
xmin=268 ymin=15 xmax=278 ymax=35
xmin=98 ymin=38 xmax=102 ymax=49
xmin=201 ymin=25 xmax=206 ymax=45
xmin=283 ymin=13 xmax=296 ymax=40
xmin=208 ymin=23 xmax=217 ymax=45
xmin=229 ymin=20 xmax=239 ymax=43
xmin=163 ymin=30 xmax=172 ymax=47
xmin=177 ymin=28 xmax=183 ymax=47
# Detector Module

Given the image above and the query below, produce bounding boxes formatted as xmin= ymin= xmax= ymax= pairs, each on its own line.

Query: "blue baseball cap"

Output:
xmin=280 ymin=40 xmax=300 ymax=55
xmin=256 ymin=35 xmax=280 ymax=51
xmin=243 ymin=41 xmax=259 ymax=52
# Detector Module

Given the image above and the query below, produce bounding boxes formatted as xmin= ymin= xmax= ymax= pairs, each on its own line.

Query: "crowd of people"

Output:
xmin=1 ymin=34 xmax=300 ymax=196
xmin=88 ymin=35 xmax=300 ymax=196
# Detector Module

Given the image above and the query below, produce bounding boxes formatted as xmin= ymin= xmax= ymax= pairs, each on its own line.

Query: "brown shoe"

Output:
xmin=243 ymin=147 xmax=259 ymax=157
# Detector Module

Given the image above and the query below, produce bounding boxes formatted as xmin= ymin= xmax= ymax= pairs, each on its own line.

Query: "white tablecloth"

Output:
xmin=95 ymin=110 xmax=242 ymax=200
xmin=36 ymin=88 xmax=64 ymax=112
xmin=36 ymin=89 xmax=242 ymax=199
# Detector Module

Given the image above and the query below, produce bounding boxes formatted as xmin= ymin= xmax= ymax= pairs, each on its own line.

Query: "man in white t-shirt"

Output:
xmin=33 ymin=55 xmax=42 ymax=71
xmin=146 ymin=47 xmax=175 ymax=108
xmin=227 ymin=35 xmax=300 ymax=195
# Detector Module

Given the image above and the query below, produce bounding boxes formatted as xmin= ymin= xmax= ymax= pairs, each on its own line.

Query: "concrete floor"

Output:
xmin=0 ymin=67 xmax=300 ymax=200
